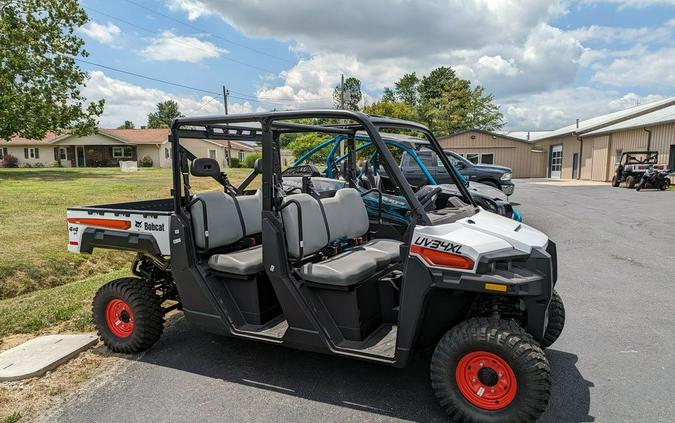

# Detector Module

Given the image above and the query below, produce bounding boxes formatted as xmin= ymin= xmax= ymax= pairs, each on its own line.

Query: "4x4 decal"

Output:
xmin=413 ymin=236 xmax=463 ymax=254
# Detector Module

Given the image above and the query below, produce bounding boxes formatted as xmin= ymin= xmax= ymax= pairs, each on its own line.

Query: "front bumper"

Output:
xmin=432 ymin=241 xmax=557 ymax=340
xmin=501 ymin=182 xmax=515 ymax=196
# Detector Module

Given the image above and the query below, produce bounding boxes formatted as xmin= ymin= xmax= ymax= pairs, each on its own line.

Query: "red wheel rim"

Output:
xmin=455 ymin=351 xmax=517 ymax=410
xmin=105 ymin=299 xmax=135 ymax=338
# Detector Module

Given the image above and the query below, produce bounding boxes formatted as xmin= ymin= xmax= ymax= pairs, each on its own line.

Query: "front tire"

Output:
xmin=541 ymin=290 xmax=565 ymax=348
xmin=626 ymin=176 xmax=636 ymax=188
xmin=611 ymin=176 xmax=620 ymax=187
xmin=93 ymin=277 xmax=164 ymax=353
xmin=431 ymin=318 xmax=551 ymax=423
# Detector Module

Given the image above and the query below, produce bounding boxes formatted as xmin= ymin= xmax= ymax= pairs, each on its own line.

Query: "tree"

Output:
xmin=416 ymin=66 xmax=503 ymax=135
xmin=117 ymin=120 xmax=135 ymax=129
xmin=394 ymin=72 xmax=420 ymax=106
xmin=147 ymin=100 xmax=183 ymax=128
xmin=381 ymin=87 xmax=396 ymax=103
xmin=0 ymin=0 xmax=105 ymax=141
xmin=333 ymin=76 xmax=362 ymax=111
xmin=363 ymin=100 xmax=418 ymax=122
xmin=287 ymin=133 xmax=331 ymax=164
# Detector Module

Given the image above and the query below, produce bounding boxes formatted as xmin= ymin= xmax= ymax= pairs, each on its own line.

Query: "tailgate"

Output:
xmin=67 ymin=208 xmax=172 ymax=255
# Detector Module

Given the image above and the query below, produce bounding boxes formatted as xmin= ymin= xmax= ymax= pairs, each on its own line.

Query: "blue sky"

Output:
xmin=77 ymin=0 xmax=675 ymax=130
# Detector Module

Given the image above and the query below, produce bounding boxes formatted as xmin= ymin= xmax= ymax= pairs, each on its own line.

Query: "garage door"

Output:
xmin=550 ymin=144 xmax=563 ymax=178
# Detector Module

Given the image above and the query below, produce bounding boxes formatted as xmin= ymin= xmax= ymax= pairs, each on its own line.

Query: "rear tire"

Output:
xmin=430 ymin=318 xmax=551 ymax=423
xmin=93 ymin=277 xmax=164 ymax=353
xmin=611 ymin=176 xmax=620 ymax=187
xmin=660 ymin=178 xmax=670 ymax=191
xmin=541 ymin=290 xmax=565 ymax=348
xmin=626 ymin=176 xmax=636 ymax=188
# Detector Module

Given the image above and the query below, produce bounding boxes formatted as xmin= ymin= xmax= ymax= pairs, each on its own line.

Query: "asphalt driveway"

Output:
xmin=45 ymin=180 xmax=675 ymax=422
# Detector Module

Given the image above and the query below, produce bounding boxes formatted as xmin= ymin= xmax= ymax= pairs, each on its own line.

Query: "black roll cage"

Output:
xmin=169 ymin=110 xmax=476 ymax=226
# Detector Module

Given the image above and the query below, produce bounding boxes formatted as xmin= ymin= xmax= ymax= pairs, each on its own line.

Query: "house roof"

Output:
xmin=503 ymin=131 xmax=552 ymax=141
xmin=4 ymin=128 xmax=256 ymax=149
xmin=439 ymin=129 xmax=535 ymax=144
xmin=583 ymin=104 xmax=675 ymax=136
xmin=531 ymin=97 xmax=675 ymax=141
xmin=3 ymin=132 xmax=70 ymax=146
xmin=98 ymin=128 xmax=170 ymax=144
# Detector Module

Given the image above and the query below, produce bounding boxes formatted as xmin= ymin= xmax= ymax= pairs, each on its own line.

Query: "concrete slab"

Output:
xmin=0 ymin=334 xmax=97 ymax=381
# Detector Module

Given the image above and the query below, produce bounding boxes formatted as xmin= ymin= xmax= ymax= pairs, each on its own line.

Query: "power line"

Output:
xmin=75 ymin=57 xmax=308 ymax=108
xmin=83 ymin=5 xmax=279 ymax=75
xmin=120 ymin=0 xmax=294 ymax=65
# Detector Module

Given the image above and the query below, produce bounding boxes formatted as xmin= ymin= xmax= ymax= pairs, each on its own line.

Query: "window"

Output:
xmin=112 ymin=146 xmax=133 ymax=158
xmin=24 ymin=148 xmax=38 ymax=159
xmin=208 ymin=149 xmax=217 ymax=160
xmin=466 ymin=153 xmax=479 ymax=164
xmin=165 ymin=148 xmax=170 ymax=159
xmin=481 ymin=153 xmax=494 ymax=165
xmin=0 ymin=147 xmax=6 ymax=159
xmin=59 ymin=147 xmax=67 ymax=160
xmin=238 ymin=151 xmax=245 ymax=161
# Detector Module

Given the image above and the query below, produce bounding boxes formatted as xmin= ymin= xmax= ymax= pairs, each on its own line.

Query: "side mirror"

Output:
xmin=254 ymin=158 xmax=263 ymax=173
xmin=191 ymin=158 xmax=221 ymax=177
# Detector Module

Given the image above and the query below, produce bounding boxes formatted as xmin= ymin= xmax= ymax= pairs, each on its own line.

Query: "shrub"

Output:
xmin=33 ymin=162 xmax=45 ymax=168
xmin=20 ymin=162 xmax=33 ymax=168
xmin=229 ymin=157 xmax=240 ymax=168
xmin=50 ymin=161 xmax=63 ymax=168
xmin=244 ymin=153 xmax=261 ymax=168
xmin=139 ymin=155 xmax=154 ymax=167
xmin=1 ymin=154 xmax=19 ymax=168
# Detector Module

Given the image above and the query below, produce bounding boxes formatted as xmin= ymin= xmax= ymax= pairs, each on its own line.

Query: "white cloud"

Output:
xmin=576 ymin=0 xmax=675 ymax=8
xmin=81 ymin=71 xmax=258 ymax=127
xmin=166 ymin=0 xmax=213 ymax=20
xmin=139 ymin=31 xmax=227 ymax=63
xmin=501 ymin=88 xmax=667 ymax=129
xmin=591 ymin=47 xmax=675 ymax=87
xmin=79 ymin=21 xmax=121 ymax=45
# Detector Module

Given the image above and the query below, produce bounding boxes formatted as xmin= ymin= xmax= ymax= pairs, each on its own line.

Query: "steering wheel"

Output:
xmin=416 ymin=186 xmax=442 ymax=210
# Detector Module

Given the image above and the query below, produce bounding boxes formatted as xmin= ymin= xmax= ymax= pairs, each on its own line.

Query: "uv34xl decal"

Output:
xmin=413 ymin=236 xmax=463 ymax=254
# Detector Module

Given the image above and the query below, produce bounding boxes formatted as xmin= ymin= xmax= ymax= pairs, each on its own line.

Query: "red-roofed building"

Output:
xmin=0 ymin=129 xmax=258 ymax=168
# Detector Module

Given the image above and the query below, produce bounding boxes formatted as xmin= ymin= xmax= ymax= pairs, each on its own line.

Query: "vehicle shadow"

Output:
xmin=137 ymin=318 xmax=593 ymax=422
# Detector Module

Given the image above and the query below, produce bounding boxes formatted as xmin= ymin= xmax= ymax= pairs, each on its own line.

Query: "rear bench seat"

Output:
xmin=190 ymin=190 xmax=264 ymax=275
xmin=281 ymin=188 xmax=403 ymax=288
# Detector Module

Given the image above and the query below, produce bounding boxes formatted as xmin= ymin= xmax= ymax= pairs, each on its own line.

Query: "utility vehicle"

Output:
xmin=635 ymin=166 xmax=671 ymax=191
xmin=284 ymin=132 xmax=521 ymax=222
xmin=67 ymin=111 xmax=563 ymax=422
xmin=611 ymin=151 xmax=666 ymax=188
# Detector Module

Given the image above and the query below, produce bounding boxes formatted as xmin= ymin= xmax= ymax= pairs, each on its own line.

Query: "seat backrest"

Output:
xmin=237 ymin=189 xmax=262 ymax=236
xmin=321 ymin=188 xmax=369 ymax=241
xmin=281 ymin=193 xmax=329 ymax=258
xmin=191 ymin=190 xmax=262 ymax=249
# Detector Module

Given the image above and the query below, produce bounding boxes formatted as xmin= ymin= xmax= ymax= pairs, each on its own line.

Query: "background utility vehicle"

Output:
xmin=635 ymin=166 xmax=671 ymax=191
xmin=611 ymin=151 xmax=667 ymax=188
xmin=283 ymin=132 xmax=521 ymax=223
xmin=67 ymin=111 xmax=564 ymax=423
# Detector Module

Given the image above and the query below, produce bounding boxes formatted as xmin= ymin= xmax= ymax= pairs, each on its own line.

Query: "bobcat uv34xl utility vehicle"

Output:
xmin=67 ymin=111 xmax=564 ymax=422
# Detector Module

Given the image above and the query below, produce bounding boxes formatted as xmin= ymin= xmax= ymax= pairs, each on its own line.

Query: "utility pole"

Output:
xmin=340 ymin=74 xmax=345 ymax=110
xmin=223 ymin=85 xmax=231 ymax=168
xmin=339 ymin=74 xmax=345 ymax=156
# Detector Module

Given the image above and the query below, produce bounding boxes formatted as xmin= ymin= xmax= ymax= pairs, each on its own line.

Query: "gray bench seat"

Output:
xmin=298 ymin=248 xmax=378 ymax=287
xmin=208 ymin=245 xmax=263 ymax=275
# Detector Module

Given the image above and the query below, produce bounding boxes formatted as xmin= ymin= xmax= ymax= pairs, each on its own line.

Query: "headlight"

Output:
xmin=500 ymin=172 xmax=512 ymax=181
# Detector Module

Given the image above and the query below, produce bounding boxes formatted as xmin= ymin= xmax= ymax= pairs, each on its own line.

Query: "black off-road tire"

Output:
xmin=92 ymin=277 xmax=164 ymax=353
xmin=541 ymin=290 xmax=565 ymax=348
xmin=430 ymin=318 xmax=551 ymax=423
xmin=660 ymin=178 xmax=670 ymax=191
xmin=626 ymin=175 xmax=635 ymax=188
xmin=611 ymin=176 xmax=620 ymax=187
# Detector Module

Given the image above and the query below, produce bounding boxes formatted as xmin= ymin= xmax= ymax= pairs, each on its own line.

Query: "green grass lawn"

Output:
xmin=0 ymin=167 xmax=257 ymax=300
